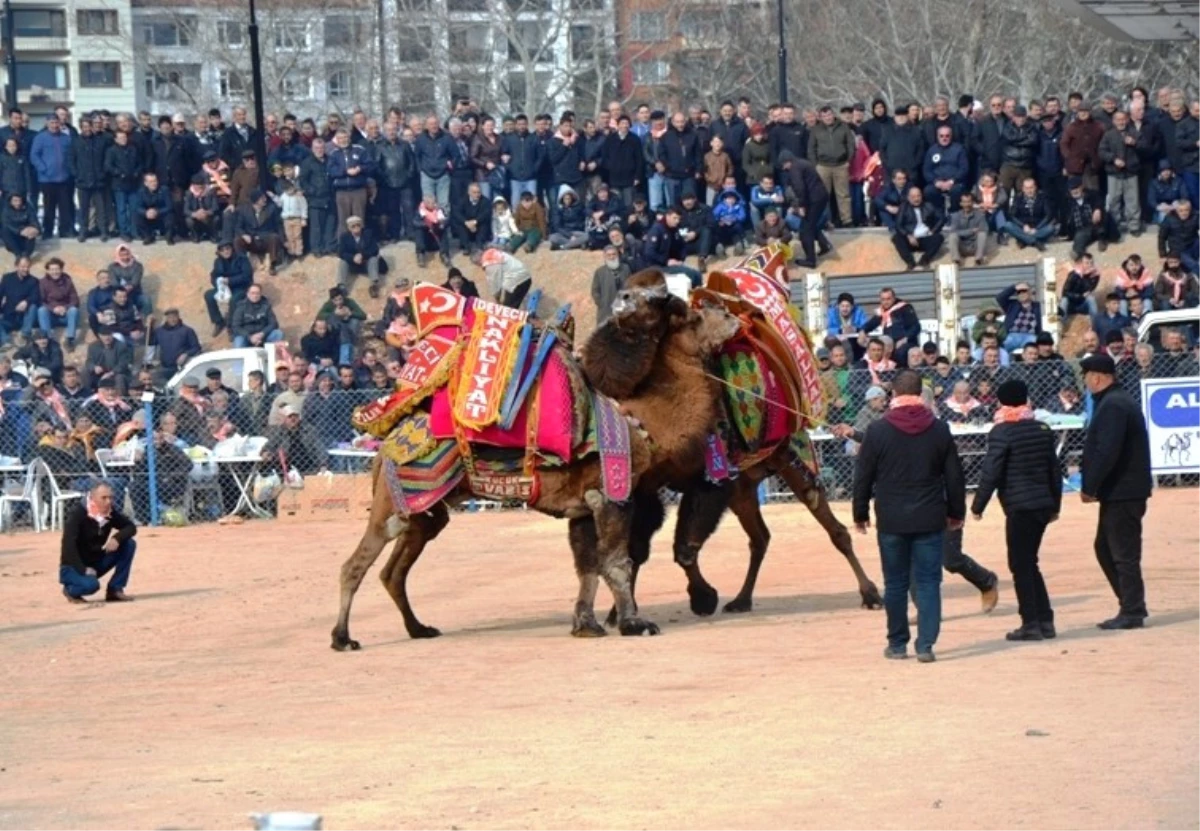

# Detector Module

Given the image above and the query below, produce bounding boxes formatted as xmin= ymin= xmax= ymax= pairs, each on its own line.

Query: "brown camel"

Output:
xmin=581 ymin=271 xmax=883 ymax=624
xmin=331 ymin=276 xmax=740 ymax=649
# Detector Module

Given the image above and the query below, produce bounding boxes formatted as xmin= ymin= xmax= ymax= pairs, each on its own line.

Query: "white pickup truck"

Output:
xmin=166 ymin=343 xmax=292 ymax=392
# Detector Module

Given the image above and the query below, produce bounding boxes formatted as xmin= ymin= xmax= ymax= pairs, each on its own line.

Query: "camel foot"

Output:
xmin=572 ymin=617 xmax=608 ymax=638
xmin=330 ymin=632 xmax=361 ymax=651
xmin=861 ymin=582 xmax=884 ymax=610
xmin=618 ymin=617 xmax=661 ymax=636
xmin=723 ymin=595 xmax=753 ymax=614
xmin=688 ymin=581 xmax=719 ymax=616
xmin=407 ymin=624 xmax=442 ymax=639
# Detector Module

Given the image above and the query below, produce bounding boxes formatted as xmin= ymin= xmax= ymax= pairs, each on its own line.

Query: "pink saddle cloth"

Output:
xmin=429 ymin=347 xmax=576 ymax=461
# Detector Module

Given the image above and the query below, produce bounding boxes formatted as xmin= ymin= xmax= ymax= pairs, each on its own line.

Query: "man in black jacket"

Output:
xmin=892 ymin=186 xmax=944 ymax=269
xmin=1079 ymin=353 xmax=1153 ymax=630
xmin=879 ymin=106 xmax=925 ymax=185
xmin=1157 ymin=198 xmax=1199 ymax=274
xmin=69 ymin=118 xmax=109 ymax=242
xmin=601 ymin=115 xmax=642 ymax=208
xmin=853 ymin=370 xmax=966 ymax=662
xmin=661 ymin=111 xmax=700 ymax=205
xmin=299 ymin=138 xmax=336 ymax=255
xmin=972 ymin=379 xmax=1064 ymax=641
xmin=778 ymin=149 xmax=831 ymax=268
xmin=59 ymin=481 xmax=137 ymax=603
xmin=1063 ymin=176 xmax=1118 ymax=259
xmin=336 ymin=216 xmax=382 ymax=295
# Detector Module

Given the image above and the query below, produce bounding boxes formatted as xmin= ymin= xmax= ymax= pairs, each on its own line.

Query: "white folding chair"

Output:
xmin=40 ymin=459 xmax=83 ymax=531
xmin=0 ymin=461 xmax=44 ymax=533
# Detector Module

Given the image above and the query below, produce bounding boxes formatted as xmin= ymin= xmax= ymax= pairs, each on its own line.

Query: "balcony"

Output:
xmin=17 ymin=87 xmax=71 ymax=104
xmin=12 ymin=35 xmax=68 ymax=51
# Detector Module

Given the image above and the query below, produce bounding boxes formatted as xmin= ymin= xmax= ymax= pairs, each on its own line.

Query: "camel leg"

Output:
xmin=331 ymin=508 xmax=404 ymax=651
xmin=723 ymin=477 xmax=771 ymax=613
xmin=777 ymin=465 xmax=883 ymax=609
xmin=605 ymin=488 xmax=666 ymax=627
xmin=588 ymin=490 xmax=659 ymax=636
xmin=568 ymin=516 xmax=606 ymax=637
xmin=379 ymin=503 xmax=451 ymax=638
xmin=673 ymin=481 xmax=731 ymax=616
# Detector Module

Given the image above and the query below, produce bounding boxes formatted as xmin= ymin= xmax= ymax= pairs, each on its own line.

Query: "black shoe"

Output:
xmin=883 ymin=646 xmax=907 ymax=660
xmin=1015 ymin=240 xmax=1027 ymax=249
xmin=121 ymin=234 xmax=133 ymax=243
xmin=100 ymin=235 xmax=109 ymax=243
xmin=1039 ymin=621 xmax=1057 ymax=639
xmin=166 ymin=234 xmax=176 ymax=246
xmin=211 ymin=323 xmax=225 ymax=338
xmin=795 ymin=258 xmax=817 ymax=269
xmin=368 ymin=283 xmax=380 ymax=299
xmin=142 ymin=237 xmax=154 ymax=246
xmin=904 ymin=261 xmax=917 ymax=271
xmin=916 ymin=651 xmax=936 ymax=663
xmin=439 ymin=251 xmax=451 ymax=266
xmin=1098 ymin=239 xmax=1108 ymax=252
xmin=1097 ymin=615 xmax=1143 ymax=630
xmin=77 ymin=235 xmax=88 ymax=243
xmin=1005 ymin=623 xmax=1044 ymax=641
xmin=817 ymin=243 xmax=833 ymax=256
xmin=1034 ymin=241 xmax=1047 ymax=252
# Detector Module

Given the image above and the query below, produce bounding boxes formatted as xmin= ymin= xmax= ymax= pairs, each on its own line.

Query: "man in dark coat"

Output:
xmin=1079 ymin=353 xmax=1153 ymax=630
xmin=879 ymin=106 xmax=925 ymax=184
xmin=778 ymin=149 xmax=831 ymax=268
xmin=59 ymin=481 xmax=137 ymax=603
xmin=853 ymin=369 xmax=966 ymax=662
xmin=971 ymin=379 xmax=1064 ymax=641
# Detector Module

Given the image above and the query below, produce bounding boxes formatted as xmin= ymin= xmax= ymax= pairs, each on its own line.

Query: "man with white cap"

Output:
xmin=262 ymin=403 xmax=327 ymax=475
xmin=336 ymin=215 xmax=381 ymax=297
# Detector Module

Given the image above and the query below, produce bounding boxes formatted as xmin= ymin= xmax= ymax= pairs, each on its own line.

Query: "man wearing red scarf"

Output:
xmin=59 ymin=481 xmax=137 ymax=603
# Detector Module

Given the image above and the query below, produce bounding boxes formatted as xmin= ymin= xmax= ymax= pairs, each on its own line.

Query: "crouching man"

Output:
xmin=59 ymin=481 xmax=137 ymax=604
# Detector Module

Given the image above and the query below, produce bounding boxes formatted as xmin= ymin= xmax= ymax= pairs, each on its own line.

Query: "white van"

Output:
xmin=166 ymin=342 xmax=292 ymax=392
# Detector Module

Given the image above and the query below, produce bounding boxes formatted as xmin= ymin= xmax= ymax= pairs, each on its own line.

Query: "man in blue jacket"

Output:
xmin=326 ymin=129 xmax=372 ymax=233
xmin=637 ymin=207 xmax=701 ymax=287
xmin=30 ymin=114 xmax=74 ymax=238
xmin=414 ymin=115 xmax=454 ymax=212
xmin=500 ymin=114 xmax=542 ymax=206
xmin=0 ymin=254 xmax=39 ymax=346
xmin=132 ymin=172 xmax=174 ymax=244
xmin=205 ymin=240 xmax=253 ymax=337
xmin=922 ymin=125 xmax=968 ymax=216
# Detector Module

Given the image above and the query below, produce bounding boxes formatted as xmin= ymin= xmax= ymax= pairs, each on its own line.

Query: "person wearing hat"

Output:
xmin=83 ymin=324 xmax=133 ymax=387
xmin=741 ymin=121 xmax=773 ymax=196
xmin=205 ymin=240 xmax=253 ymax=338
xmin=1098 ymin=109 xmax=1143 ymax=237
xmin=228 ymin=149 xmax=260 ymax=209
xmin=971 ymin=378 xmax=1063 ymax=641
xmin=1148 ymin=159 xmax=1185 ymax=225
xmin=997 ymin=105 xmax=1038 ymax=195
xmin=200 ymin=366 xmax=238 ymax=401
xmin=318 ymin=285 xmax=367 ymax=366
xmin=337 ymin=215 xmax=382 ymax=297
xmin=1077 ymin=352 xmax=1152 ymax=630
xmin=232 ymin=188 xmax=284 ymax=274
xmin=131 ymin=171 xmax=175 ymax=245
xmin=1062 ymin=173 xmax=1117 ymax=259
xmin=184 ymin=173 xmax=222 ymax=242
xmin=146 ymin=307 xmax=199 ymax=373
xmin=261 ymin=401 xmax=327 ymax=476
xmin=15 ymin=328 xmax=63 ymax=382
xmin=1158 ymin=198 xmax=1199 ymax=275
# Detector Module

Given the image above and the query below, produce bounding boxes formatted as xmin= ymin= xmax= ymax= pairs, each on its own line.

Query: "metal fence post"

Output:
xmin=141 ymin=392 xmax=159 ymax=527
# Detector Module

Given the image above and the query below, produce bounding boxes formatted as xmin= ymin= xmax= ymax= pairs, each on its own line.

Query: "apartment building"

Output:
xmin=0 ymin=0 xmax=136 ymax=118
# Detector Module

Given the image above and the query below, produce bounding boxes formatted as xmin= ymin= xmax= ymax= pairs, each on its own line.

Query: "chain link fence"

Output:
xmin=1 ymin=356 xmax=1195 ymax=531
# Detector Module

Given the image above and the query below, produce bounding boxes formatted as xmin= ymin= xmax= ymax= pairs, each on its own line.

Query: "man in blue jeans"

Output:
xmin=852 ymin=369 xmax=966 ymax=662
xmin=59 ymin=481 xmax=137 ymax=604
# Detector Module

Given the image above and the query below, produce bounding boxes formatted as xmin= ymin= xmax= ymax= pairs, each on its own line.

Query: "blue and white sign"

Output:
xmin=1141 ymin=377 xmax=1200 ymax=474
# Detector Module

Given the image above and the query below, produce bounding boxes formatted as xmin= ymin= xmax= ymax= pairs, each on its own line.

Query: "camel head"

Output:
xmin=609 ymin=269 xmax=689 ymax=336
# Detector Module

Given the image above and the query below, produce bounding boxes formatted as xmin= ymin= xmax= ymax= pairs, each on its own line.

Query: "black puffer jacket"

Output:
xmin=1000 ymin=120 xmax=1039 ymax=168
xmin=69 ymin=133 xmax=109 ymax=189
xmin=1081 ymin=384 xmax=1153 ymax=502
xmin=971 ymin=419 xmax=1063 ymax=516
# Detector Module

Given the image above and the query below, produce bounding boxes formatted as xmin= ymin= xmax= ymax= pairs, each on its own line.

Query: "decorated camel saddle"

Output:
xmin=352 ymin=283 xmax=631 ymax=514
xmin=691 ymin=243 xmax=826 ymax=480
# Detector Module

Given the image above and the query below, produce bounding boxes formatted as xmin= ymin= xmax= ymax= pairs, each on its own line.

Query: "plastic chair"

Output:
xmin=959 ymin=314 xmax=977 ymax=345
xmin=0 ymin=461 xmax=44 ymax=533
xmin=184 ymin=447 xmax=225 ymax=518
xmin=40 ymin=459 xmax=83 ymax=531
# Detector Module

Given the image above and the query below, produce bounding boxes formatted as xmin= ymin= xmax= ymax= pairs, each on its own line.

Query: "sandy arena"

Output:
xmin=1 ymin=490 xmax=1197 ymax=830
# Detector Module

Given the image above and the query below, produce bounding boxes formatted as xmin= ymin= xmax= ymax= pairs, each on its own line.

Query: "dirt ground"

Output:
xmin=0 ymin=490 xmax=1196 ymax=830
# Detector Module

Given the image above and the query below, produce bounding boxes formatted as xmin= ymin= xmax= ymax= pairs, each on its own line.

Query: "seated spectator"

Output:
xmin=892 ymin=186 xmax=944 ymax=270
xmin=1149 ymin=159 xmax=1185 ymax=225
xmin=678 ymin=191 xmax=715 ymax=271
xmin=1154 ymin=253 xmax=1199 ymax=311
xmin=199 ymin=150 xmax=232 ymax=208
xmin=856 ymin=336 xmax=896 ymax=388
xmin=235 ymin=370 xmax=274 ymax=435
xmin=1 ymin=192 xmax=39 ymax=258
xmin=442 ymin=267 xmax=478 ymax=298
xmin=1158 ymin=199 xmax=1199 ymax=275
xmin=148 ymin=308 xmax=200 ymax=377
xmin=585 ymin=201 xmax=622 ymax=251
xmin=971 ymin=171 xmax=1008 ymax=239
xmin=826 ymin=292 xmax=869 ymax=362
xmin=57 ymin=364 xmax=90 ymax=408
xmin=452 ymin=182 xmax=492 ymax=258
xmin=86 ymin=269 xmax=116 ymax=332
xmin=33 ymin=258 xmax=80 ymax=350
xmin=490 ymin=196 xmax=522 ymax=252
xmin=132 ymin=172 xmax=175 ymax=245
xmin=480 ymin=247 xmax=533 ymax=309
xmin=754 ymin=207 xmax=793 ymax=246
xmin=928 ymin=356 xmax=958 ymax=401
xmin=0 ymin=254 xmax=39 ymax=347
xmin=941 ymin=379 xmax=987 ymax=423
xmin=205 ymin=241 xmax=253 ymax=338
xmin=1114 ymin=253 xmax=1153 ymax=309
xmin=301 ymin=318 xmax=340 ymax=368
xmin=1062 ymin=176 xmax=1118 ymax=258
xmin=318 ymin=286 xmax=366 ymax=367
xmin=548 ymin=186 xmax=587 ymax=250
xmin=183 ymin=174 xmax=222 ymax=242
xmin=233 ymin=189 xmax=284 ymax=275
xmin=1092 ymin=291 xmax=1131 ymax=343
xmin=512 ymin=190 xmax=546 ymax=253
xmin=414 ymin=193 xmax=451 ymax=268
xmin=84 ymin=325 xmax=134 ymax=389
xmin=712 ymin=186 xmax=747 ymax=255
xmin=106 ymin=287 xmax=145 ymax=346
xmin=749 ymin=174 xmax=786 ymax=227
xmin=1061 ymin=253 xmax=1100 ymax=317
xmin=587 ymin=183 xmax=624 ymax=223
xmin=592 ymin=245 xmax=631 ymax=325
xmin=378 ymin=276 xmax=412 ymax=340
xmin=17 ymin=329 xmax=64 ymax=383
xmin=1047 ymin=383 xmax=1084 ymax=415
xmin=261 ymin=404 xmax=327 ymax=475
xmin=1003 ymin=177 xmax=1055 ymax=250
xmin=1158 ymin=328 xmax=1200 ymax=376
xmin=303 ymin=369 xmax=353 ymax=450
xmin=974 ymin=331 xmax=1012 ymax=368
xmin=624 ymin=195 xmax=653 ymax=240
xmin=996 ymin=282 xmax=1043 ymax=351
xmin=385 ymin=307 xmax=417 ymax=358
xmin=947 ymin=192 xmax=993 ymax=266
xmin=971 ymin=300 xmax=1007 ymax=351
xmin=108 ymin=245 xmax=150 ymax=316
xmin=337 ymin=216 xmax=383 ymax=297
xmin=873 ymin=169 xmax=908 ymax=232
xmin=231 ymin=283 xmax=284 ymax=348
xmin=639 ymin=206 xmax=702 ymax=288
xmin=1125 ymin=291 xmax=1149 ymax=327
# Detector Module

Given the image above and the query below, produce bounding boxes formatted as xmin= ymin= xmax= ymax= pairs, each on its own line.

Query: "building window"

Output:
xmin=76 ymin=10 xmax=118 ymax=35
xmin=216 ymin=20 xmax=244 ymax=46
xmin=143 ymin=64 xmax=200 ymax=100
xmin=569 ymin=24 xmax=596 ymax=62
xmin=399 ymin=75 xmax=436 ymax=110
xmin=324 ymin=17 xmax=363 ymax=49
xmin=446 ymin=0 xmax=487 ymax=11
xmin=630 ymin=11 xmax=665 ymax=42
xmin=397 ymin=26 xmax=431 ymax=63
xmin=678 ymin=11 xmax=722 ymax=43
xmin=631 ymin=58 xmax=668 ymax=85
xmin=279 ymin=72 xmax=310 ymax=99
xmin=4 ymin=9 xmax=66 ymax=38
xmin=140 ymin=18 xmax=194 ymax=47
xmin=569 ymin=0 xmax=604 ymax=8
xmin=506 ymin=22 xmax=544 ymax=62
xmin=273 ymin=22 xmax=308 ymax=51
xmin=79 ymin=61 xmax=121 ymax=87
xmin=218 ymin=68 xmax=246 ymax=99
xmin=448 ymin=24 xmax=489 ymax=62
xmin=327 ymin=68 xmax=353 ymax=99
xmin=14 ymin=62 xmax=68 ymax=90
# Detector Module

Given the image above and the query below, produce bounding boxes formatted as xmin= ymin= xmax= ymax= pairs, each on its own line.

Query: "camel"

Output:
xmin=581 ymin=269 xmax=883 ymax=623
xmin=331 ymin=277 xmax=740 ymax=649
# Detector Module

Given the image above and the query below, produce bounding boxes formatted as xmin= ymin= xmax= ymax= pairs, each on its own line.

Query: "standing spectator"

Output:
xmin=778 ymin=151 xmax=832 ymax=268
xmin=70 ymin=118 xmax=109 ymax=242
xmin=446 ymin=118 xmax=475 ymax=213
xmin=1160 ymin=93 xmax=1199 ymax=207
xmin=0 ymin=136 xmax=31 ymax=202
xmin=601 ymin=115 xmax=642 ymax=208
xmin=947 ymin=192 xmax=992 ymax=266
xmin=148 ymin=308 xmax=200 ymax=376
xmin=1062 ymin=176 xmax=1117 ymax=258
xmin=2 ymin=192 xmax=39 ymax=257
xmin=1098 ymin=110 xmax=1143 ymax=237
xmin=808 ymin=105 xmax=855 ymax=226
xmin=233 ymin=189 xmax=284 ymax=274
xmin=702 ymin=135 xmax=734 ymax=206
xmin=1078 ymin=353 xmax=1152 ymax=630
xmin=1035 ymin=112 xmax=1067 ymax=228
xmin=1003 ymin=177 xmax=1055 ymax=250
xmin=1153 ymin=252 xmax=1199 ymax=311
xmin=879 ymin=106 xmax=925 ymax=185
xmin=741 ymin=123 xmax=773 ymax=194
xmin=500 ymin=114 xmax=542 ymax=207
xmin=1061 ymin=252 xmax=1101 ymax=317
xmin=547 ymin=116 xmax=585 ymax=199
xmin=413 ymin=192 xmax=450 ymax=268
xmin=38 ymin=258 xmax=80 ymax=349
xmin=922 ymin=125 xmax=968 ymax=216
xmin=218 ymin=105 xmax=257 ymax=172
xmin=132 ymin=172 xmax=174 ymax=245
xmin=205 ymin=241 xmax=253 ymax=337
xmin=299 ymin=138 xmax=336 ymax=256
xmin=892 ymin=186 xmax=944 ymax=270
xmin=768 ymin=103 xmax=807 ymax=175
xmin=1061 ymin=107 xmax=1105 ymax=192
xmin=996 ymin=281 xmax=1043 ymax=351
xmin=591 ymin=245 xmax=630 ymax=325
xmin=227 ymin=150 xmax=260 ymax=210
xmin=30 ymin=115 xmax=74 ymax=239
xmin=375 ymin=122 xmax=415 ymax=243
xmin=104 ymin=130 xmax=141 ymax=241
xmin=470 ymin=116 xmax=503 ymax=200
xmin=230 ymin=283 xmax=283 ymax=348
xmin=336 ymin=216 xmax=382 ymax=296
xmin=415 ymin=116 xmax=454 ymax=212
xmin=997 ymin=105 xmax=1038 ymax=196
xmin=0 ymin=254 xmax=38 ymax=346
xmin=852 ymin=369 xmax=966 ymax=663
xmin=328 ymin=129 xmax=373 ymax=235
xmin=971 ymin=379 xmax=1063 ymax=641
xmin=279 ymin=180 xmax=307 ymax=261
xmin=1158 ymin=199 xmax=1199 ymax=274
xmin=301 ymin=317 xmax=340 ymax=368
